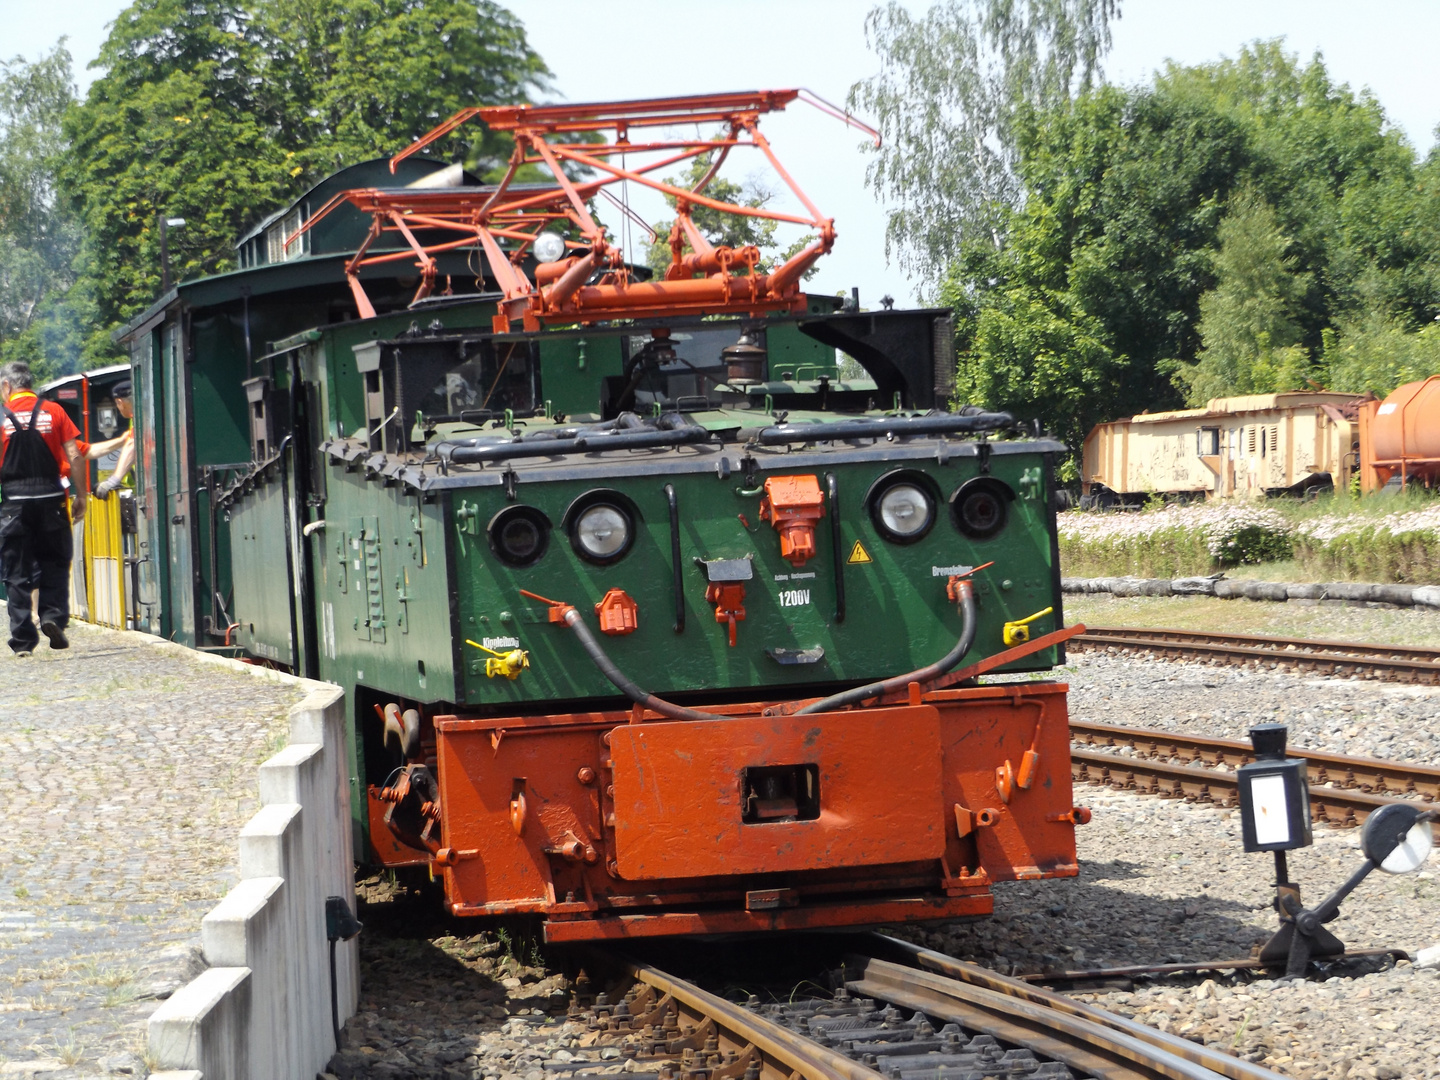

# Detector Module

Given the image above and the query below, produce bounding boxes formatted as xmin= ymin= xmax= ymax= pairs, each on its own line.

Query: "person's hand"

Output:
xmin=96 ymin=478 xmax=118 ymax=498
xmin=71 ymin=491 xmax=87 ymax=523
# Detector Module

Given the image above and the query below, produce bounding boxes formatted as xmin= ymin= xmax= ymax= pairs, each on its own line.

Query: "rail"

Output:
xmin=866 ymin=936 xmax=1287 ymax=1080
xmin=1069 ymin=719 xmax=1439 ymax=827
xmin=1071 ymin=625 xmax=1440 ymax=685
xmin=577 ymin=945 xmax=1285 ymax=1080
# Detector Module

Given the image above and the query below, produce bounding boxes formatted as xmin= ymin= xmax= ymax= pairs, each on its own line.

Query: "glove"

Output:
xmin=96 ymin=478 xmax=119 ymax=498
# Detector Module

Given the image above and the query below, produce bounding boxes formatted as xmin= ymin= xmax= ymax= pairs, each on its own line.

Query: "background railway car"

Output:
xmin=1357 ymin=376 xmax=1440 ymax=492
xmin=113 ymin=91 xmax=1086 ymax=941
xmin=1082 ymin=391 xmax=1362 ymax=503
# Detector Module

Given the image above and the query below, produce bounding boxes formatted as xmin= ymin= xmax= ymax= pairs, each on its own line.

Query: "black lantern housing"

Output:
xmin=1237 ymin=723 xmax=1313 ymax=853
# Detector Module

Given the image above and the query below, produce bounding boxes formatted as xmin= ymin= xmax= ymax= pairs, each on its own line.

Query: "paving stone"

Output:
xmin=0 ymin=623 xmax=306 ymax=1076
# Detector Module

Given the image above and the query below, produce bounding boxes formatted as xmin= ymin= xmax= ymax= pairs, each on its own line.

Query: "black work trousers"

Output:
xmin=0 ymin=496 xmax=73 ymax=653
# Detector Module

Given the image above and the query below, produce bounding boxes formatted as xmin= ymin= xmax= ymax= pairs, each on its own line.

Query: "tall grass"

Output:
xmin=1060 ymin=490 xmax=1440 ymax=583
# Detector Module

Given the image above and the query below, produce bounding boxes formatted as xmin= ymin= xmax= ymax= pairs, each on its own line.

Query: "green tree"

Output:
xmin=849 ymin=0 xmax=1119 ymax=278
xmin=0 ymin=43 xmax=82 ymax=379
xmin=937 ymin=40 xmax=1436 ymax=455
xmin=256 ymin=0 xmax=549 ymax=179
xmin=1176 ymin=190 xmax=1313 ymax=403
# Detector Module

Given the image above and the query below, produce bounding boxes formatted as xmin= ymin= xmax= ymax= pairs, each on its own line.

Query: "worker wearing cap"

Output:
xmin=94 ymin=380 xmax=135 ymax=497
xmin=0 ymin=360 xmax=85 ymax=655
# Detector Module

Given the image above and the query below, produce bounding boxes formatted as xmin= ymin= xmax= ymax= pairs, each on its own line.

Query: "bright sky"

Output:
xmin=6 ymin=0 xmax=1439 ymax=307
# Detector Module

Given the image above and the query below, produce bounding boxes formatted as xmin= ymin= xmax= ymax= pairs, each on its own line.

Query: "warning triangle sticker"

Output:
xmin=847 ymin=540 xmax=873 ymax=564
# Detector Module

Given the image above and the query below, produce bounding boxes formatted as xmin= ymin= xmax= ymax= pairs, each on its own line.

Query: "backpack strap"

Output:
xmin=26 ymin=398 xmax=44 ymax=430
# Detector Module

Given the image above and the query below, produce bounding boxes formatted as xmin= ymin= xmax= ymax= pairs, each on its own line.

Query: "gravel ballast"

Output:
xmin=328 ymin=645 xmax=1440 ymax=1080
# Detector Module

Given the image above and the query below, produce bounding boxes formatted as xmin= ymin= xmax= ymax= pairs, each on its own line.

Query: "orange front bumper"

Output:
xmin=416 ymin=681 xmax=1079 ymax=942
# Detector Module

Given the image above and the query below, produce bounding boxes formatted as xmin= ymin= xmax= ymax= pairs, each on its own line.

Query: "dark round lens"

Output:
xmin=950 ymin=478 xmax=1011 ymax=539
xmin=488 ymin=505 xmax=550 ymax=566
xmin=961 ymin=491 xmax=1001 ymax=533
xmin=499 ymin=517 xmax=540 ymax=560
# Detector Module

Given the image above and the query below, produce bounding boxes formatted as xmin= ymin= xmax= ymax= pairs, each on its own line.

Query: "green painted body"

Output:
xmin=217 ymin=305 xmax=1064 ymax=855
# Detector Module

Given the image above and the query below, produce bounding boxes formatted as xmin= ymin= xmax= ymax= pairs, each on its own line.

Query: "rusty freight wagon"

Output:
xmin=1082 ymin=391 xmax=1362 ymax=503
xmin=116 ymin=91 xmax=1087 ymax=941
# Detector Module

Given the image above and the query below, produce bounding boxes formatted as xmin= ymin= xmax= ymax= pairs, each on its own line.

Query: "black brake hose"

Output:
xmin=796 ymin=582 xmax=978 ymax=714
xmin=561 ymin=607 xmax=730 ymax=722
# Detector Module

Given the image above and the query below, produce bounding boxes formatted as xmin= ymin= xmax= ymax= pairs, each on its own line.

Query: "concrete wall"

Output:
xmin=147 ymin=680 xmax=358 ymax=1080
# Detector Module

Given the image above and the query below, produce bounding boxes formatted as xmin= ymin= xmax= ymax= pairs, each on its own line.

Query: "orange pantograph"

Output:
xmin=292 ymin=90 xmax=878 ymax=330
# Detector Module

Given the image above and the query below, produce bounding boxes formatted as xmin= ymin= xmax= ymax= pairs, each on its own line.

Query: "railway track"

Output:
xmin=1069 ymin=718 xmax=1440 ymax=827
xmin=561 ymin=936 xmax=1287 ymax=1080
xmin=1070 ymin=626 xmax=1440 ymax=685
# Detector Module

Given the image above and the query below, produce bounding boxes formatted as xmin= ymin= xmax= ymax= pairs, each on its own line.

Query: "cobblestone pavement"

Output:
xmin=0 ymin=622 xmax=307 ymax=1077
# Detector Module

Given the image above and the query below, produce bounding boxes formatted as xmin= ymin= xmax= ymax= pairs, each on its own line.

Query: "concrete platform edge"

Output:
xmin=134 ymin=628 xmax=355 ymax=1080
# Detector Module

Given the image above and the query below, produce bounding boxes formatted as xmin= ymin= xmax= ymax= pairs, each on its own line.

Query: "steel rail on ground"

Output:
xmin=1070 ymin=626 xmax=1440 ymax=685
xmin=594 ymin=948 xmax=1286 ymax=1080
xmin=1068 ymin=722 xmax=1440 ymax=827
xmin=866 ymin=935 xmax=1288 ymax=1080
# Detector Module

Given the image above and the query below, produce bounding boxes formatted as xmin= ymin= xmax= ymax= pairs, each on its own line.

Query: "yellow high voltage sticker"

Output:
xmin=847 ymin=540 xmax=873 ymax=564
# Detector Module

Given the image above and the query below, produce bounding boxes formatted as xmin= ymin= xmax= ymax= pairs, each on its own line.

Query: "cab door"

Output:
xmin=133 ymin=329 xmax=168 ymax=634
xmin=161 ymin=321 xmax=199 ymax=645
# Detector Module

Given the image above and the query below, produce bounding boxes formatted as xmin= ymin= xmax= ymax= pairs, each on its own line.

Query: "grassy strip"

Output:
xmin=1065 ymin=594 xmax=1440 ymax=649
xmin=1060 ymin=493 xmax=1440 ymax=584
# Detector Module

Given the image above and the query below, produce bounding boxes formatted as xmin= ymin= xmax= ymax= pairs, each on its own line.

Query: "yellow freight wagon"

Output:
xmin=1082 ymin=392 xmax=1362 ymax=503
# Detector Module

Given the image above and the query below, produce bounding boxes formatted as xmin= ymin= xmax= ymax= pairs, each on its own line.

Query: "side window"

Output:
xmin=1197 ymin=427 xmax=1220 ymax=456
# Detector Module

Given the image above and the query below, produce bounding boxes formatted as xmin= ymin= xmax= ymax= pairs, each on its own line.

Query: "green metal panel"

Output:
xmin=314 ymin=485 xmax=453 ymax=696
xmin=435 ymin=452 xmax=1059 ymax=710
xmin=227 ymin=473 xmax=297 ymax=664
xmin=767 ymin=321 xmax=839 ymax=381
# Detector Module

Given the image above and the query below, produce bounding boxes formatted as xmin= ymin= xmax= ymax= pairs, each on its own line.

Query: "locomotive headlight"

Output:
xmin=875 ymin=484 xmax=933 ymax=542
xmin=532 ymin=231 xmax=567 ymax=264
xmin=573 ymin=504 xmax=632 ymax=562
xmin=488 ymin=505 xmax=551 ymax=567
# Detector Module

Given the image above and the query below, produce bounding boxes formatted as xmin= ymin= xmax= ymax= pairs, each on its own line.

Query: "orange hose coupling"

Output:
xmin=759 ymin=474 xmax=825 ymax=566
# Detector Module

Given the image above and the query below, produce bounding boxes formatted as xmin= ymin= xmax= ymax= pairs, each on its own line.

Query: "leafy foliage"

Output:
xmin=919 ymin=39 xmax=1440 ymax=452
xmin=849 ymin=0 xmax=1118 ymax=278
xmin=0 ymin=44 xmax=83 ymax=380
xmin=1177 ymin=189 xmax=1313 ymax=404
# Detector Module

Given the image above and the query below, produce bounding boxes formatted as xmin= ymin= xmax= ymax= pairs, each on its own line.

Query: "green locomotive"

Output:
xmin=118 ymin=92 xmax=1085 ymax=939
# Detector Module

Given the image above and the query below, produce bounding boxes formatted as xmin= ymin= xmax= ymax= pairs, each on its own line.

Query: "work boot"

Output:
xmin=40 ymin=621 xmax=68 ymax=650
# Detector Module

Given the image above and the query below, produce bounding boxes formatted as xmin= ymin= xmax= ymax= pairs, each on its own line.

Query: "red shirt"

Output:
xmin=0 ymin=391 xmax=81 ymax=475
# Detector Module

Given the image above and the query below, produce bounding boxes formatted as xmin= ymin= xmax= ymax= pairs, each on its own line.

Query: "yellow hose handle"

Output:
xmin=465 ymin=639 xmax=531 ymax=679
xmin=1002 ymin=606 xmax=1054 ymax=646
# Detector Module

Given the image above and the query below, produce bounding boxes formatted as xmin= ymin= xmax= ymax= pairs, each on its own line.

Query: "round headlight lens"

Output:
xmin=877 ymin=484 xmax=933 ymax=540
xmin=959 ymin=490 xmax=1002 ymax=535
xmin=574 ymin=504 xmax=631 ymax=561
xmin=533 ymin=231 xmax=567 ymax=264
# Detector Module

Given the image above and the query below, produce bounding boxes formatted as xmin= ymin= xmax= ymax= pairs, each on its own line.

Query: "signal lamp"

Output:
xmin=533 ymin=232 xmax=567 ymax=264
xmin=950 ymin=478 xmax=1013 ymax=540
xmin=572 ymin=503 xmax=633 ymax=563
xmin=1237 ymin=723 xmax=1312 ymax=853
xmin=488 ymin=505 xmax=551 ymax=567
xmin=870 ymin=482 xmax=934 ymax=543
